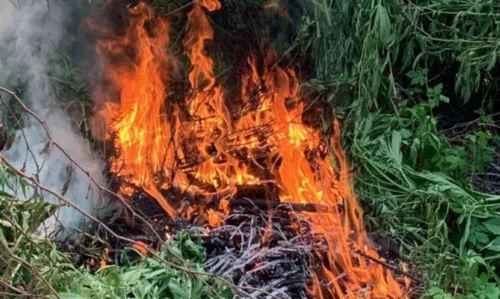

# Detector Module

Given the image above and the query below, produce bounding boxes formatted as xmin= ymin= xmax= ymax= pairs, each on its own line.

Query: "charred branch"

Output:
xmin=228 ymin=198 xmax=331 ymax=213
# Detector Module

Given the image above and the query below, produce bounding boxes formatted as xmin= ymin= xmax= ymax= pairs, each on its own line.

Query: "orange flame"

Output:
xmin=132 ymin=241 xmax=149 ymax=256
xmin=263 ymin=1 xmax=293 ymax=23
xmin=91 ymin=1 xmax=404 ymax=297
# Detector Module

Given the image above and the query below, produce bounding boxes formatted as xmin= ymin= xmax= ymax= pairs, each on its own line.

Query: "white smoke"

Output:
xmin=0 ymin=1 xmax=109 ymax=238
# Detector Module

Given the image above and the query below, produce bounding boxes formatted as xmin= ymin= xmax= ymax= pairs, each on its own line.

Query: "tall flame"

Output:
xmin=91 ymin=1 xmax=405 ymax=297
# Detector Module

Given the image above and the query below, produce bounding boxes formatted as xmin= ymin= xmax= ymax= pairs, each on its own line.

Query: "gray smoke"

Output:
xmin=0 ymin=1 xmax=109 ymax=238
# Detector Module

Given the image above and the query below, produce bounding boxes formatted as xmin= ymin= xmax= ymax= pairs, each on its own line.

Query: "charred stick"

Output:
xmin=228 ymin=198 xmax=330 ymax=213
xmin=352 ymin=249 xmax=423 ymax=284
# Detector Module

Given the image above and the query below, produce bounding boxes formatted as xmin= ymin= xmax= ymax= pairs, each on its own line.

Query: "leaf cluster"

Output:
xmin=0 ymin=163 xmax=236 ymax=299
xmin=302 ymin=0 xmax=500 ymax=296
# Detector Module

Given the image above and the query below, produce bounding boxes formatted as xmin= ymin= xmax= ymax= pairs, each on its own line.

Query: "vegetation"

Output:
xmin=0 ymin=163 xmax=235 ymax=298
xmin=302 ymin=0 xmax=500 ymax=297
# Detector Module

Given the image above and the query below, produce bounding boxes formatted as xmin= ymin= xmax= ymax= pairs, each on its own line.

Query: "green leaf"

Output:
xmin=121 ymin=268 xmax=146 ymax=282
xmin=483 ymin=218 xmax=500 ymax=235
xmin=402 ymin=40 xmax=415 ymax=69
xmin=474 ymin=231 xmax=490 ymax=247
xmin=391 ymin=131 xmax=402 ymax=164
xmin=460 ymin=215 xmax=472 ymax=257
xmin=374 ymin=4 xmax=391 ymax=45
xmin=57 ymin=293 xmax=85 ymax=299
xmin=433 ymin=84 xmax=443 ymax=95
xmin=484 ymin=237 xmax=500 ymax=252
xmin=424 ymin=286 xmax=449 ymax=298
xmin=169 ymin=279 xmax=190 ymax=299
xmin=484 ymin=283 xmax=500 ymax=299
xmin=444 ymin=155 xmax=462 ymax=171
xmin=0 ymin=219 xmax=13 ymax=228
xmin=143 ymin=269 xmax=169 ymax=280
xmin=406 ymin=70 xmax=416 ymax=79
xmin=0 ymin=228 xmax=9 ymax=252
xmin=486 ymin=51 xmax=497 ymax=71
xmin=439 ymin=95 xmax=449 ymax=104
xmin=410 ymin=138 xmax=420 ymax=167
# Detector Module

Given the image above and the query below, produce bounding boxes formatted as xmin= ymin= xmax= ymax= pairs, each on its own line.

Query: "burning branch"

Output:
xmin=352 ymin=249 xmax=424 ymax=285
xmin=228 ymin=197 xmax=331 ymax=213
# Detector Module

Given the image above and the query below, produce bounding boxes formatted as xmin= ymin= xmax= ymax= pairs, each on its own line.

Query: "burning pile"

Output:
xmin=87 ymin=0 xmax=408 ymax=297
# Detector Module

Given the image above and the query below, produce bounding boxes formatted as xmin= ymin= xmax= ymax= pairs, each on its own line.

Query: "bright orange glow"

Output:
xmin=207 ymin=209 xmax=223 ymax=227
xmin=198 ymin=0 xmax=221 ymax=12
xmin=402 ymin=262 xmax=412 ymax=296
xmin=263 ymin=1 xmax=292 ymax=23
xmin=99 ymin=259 xmax=107 ymax=268
xmin=91 ymin=1 xmax=404 ymax=297
xmin=132 ymin=241 xmax=149 ymax=256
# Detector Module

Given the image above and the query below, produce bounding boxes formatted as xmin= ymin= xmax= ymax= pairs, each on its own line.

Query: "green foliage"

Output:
xmin=305 ymin=0 xmax=500 ymax=296
xmin=407 ymin=68 xmax=427 ymax=86
xmin=467 ymin=131 xmax=496 ymax=173
xmin=0 ymin=165 xmax=69 ymax=296
xmin=0 ymin=163 xmax=236 ymax=299
xmin=298 ymin=0 xmax=349 ymax=79
xmin=343 ymin=87 xmax=500 ymax=295
xmin=51 ymin=231 xmax=235 ymax=299
xmin=424 ymin=270 xmax=500 ymax=299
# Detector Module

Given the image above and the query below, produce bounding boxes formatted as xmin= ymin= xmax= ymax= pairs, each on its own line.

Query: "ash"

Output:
xmin=204 ymin=205 xmax=323 ymax=299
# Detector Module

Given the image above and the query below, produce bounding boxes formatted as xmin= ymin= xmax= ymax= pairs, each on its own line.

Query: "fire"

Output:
xmin=90 ymin=1 xmax=405 ymax=297
xmin=131 ymin=241 xmax=149 ymax=256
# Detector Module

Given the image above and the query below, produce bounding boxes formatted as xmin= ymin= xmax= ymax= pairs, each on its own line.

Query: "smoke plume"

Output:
xmin=0 ymin=1 xmax=109 ymax=238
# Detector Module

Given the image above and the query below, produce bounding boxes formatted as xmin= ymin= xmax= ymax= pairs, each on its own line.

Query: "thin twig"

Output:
xmin=0 ymin=279 xmax=43 ymax=298
xmin=439 ymin=111 xmax=500 ymax=134
xmin=9 ymin=255 xmax=62 ymax=299
xmin=352 ymin=249 xmax=424 ymax=284
xmin=165 ymin=1 xmax=194 ymax=16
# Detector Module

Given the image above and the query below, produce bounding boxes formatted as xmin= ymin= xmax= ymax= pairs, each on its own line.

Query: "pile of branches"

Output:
xmin=204 ymin=204 xmax=323 ymax=299
xmin=59 ymin=195 xmax=327 ymax=299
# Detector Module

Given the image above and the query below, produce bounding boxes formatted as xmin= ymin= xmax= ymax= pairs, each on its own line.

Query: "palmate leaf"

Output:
xmin=169 ymin=277 xmax=191 ymax=299
xmin=468 ymin=226 xmax=490 ymax=247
